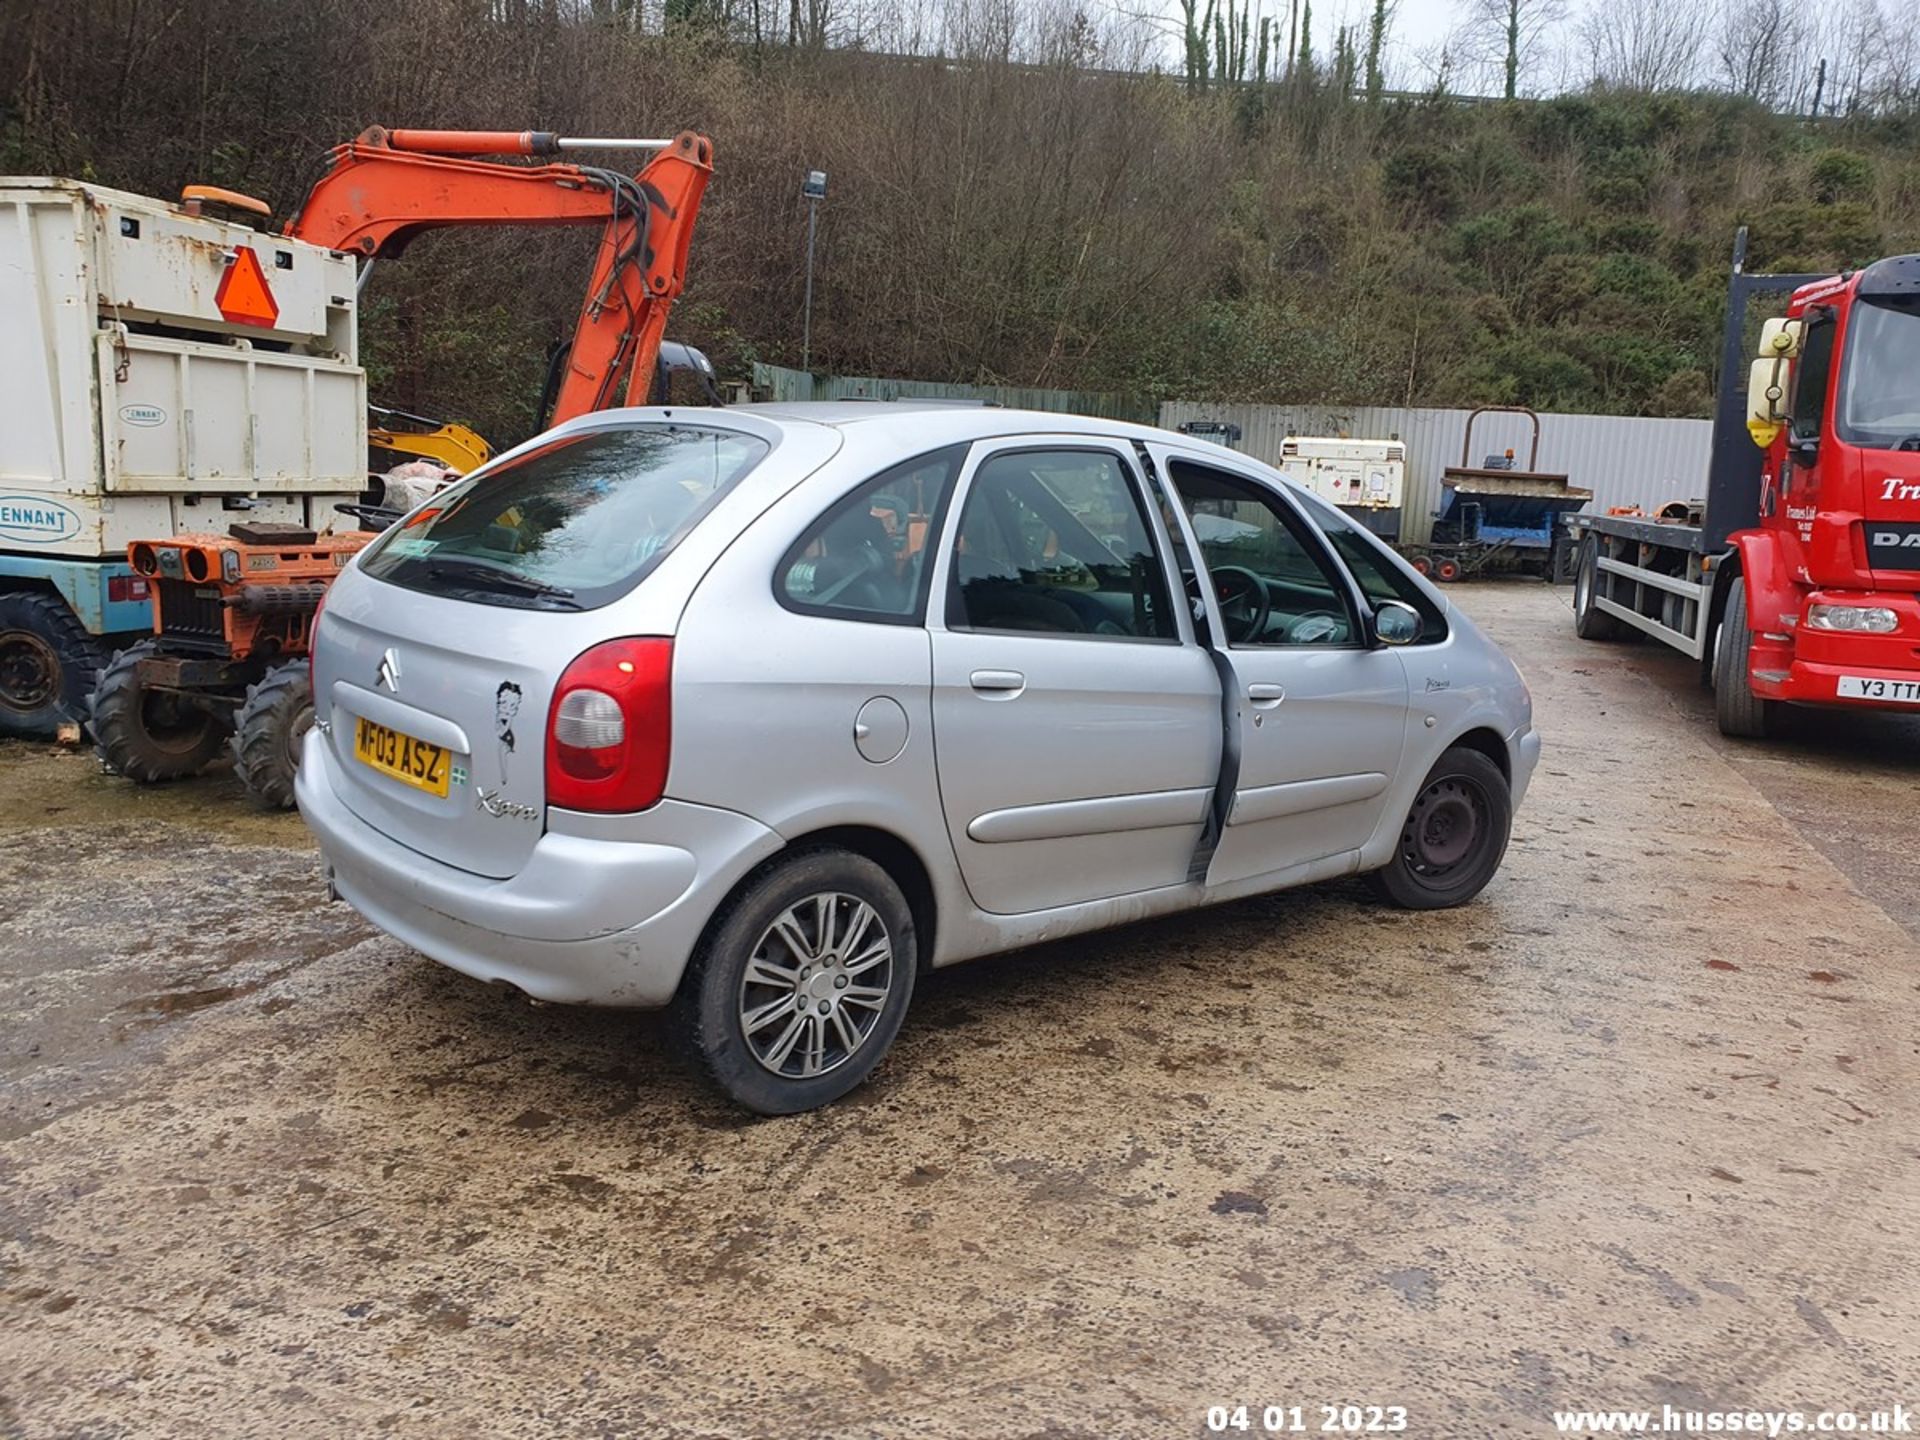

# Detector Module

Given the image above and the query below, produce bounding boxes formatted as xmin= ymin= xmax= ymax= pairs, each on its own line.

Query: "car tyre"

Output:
xmin=1712 ymin=575 xmax=1778 ymax=739
xmin=1365 ymin=746 xmax=1512 ymax=910
xmin=1572 ymin=536 xmax=1624 ymax=641
xmin=674 ymin=847 xmax=917 ymax=1115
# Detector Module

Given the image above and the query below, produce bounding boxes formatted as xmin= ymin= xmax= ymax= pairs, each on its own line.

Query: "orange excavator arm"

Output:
xmin=287 ymin=127 xmax=713 ymax=425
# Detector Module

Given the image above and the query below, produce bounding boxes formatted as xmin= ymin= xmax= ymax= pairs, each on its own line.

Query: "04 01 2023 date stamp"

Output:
xmin=1205 ymin=1404 xmax=1411 ymax=1433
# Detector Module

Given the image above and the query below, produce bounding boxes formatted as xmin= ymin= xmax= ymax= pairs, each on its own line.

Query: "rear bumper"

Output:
xmin=296 ymin=733 xmax=781 ymax=1006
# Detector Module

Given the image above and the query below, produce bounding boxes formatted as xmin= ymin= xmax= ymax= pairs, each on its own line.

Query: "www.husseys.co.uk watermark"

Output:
xmin=1552 ymin=1404 xmax=1911 ymax=1435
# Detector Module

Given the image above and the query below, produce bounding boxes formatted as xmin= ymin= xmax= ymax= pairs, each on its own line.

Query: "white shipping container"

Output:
xmin=0 ymin=178 xmax=365 ymax=560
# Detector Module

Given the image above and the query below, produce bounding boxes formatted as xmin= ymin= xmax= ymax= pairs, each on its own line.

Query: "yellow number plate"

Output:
xmin=353 ymin=716 xmax=451 ymax=798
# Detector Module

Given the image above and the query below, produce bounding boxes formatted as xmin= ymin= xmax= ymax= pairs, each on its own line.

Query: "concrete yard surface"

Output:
xmin=2 ymin=582 xmax=1917 ymax=1438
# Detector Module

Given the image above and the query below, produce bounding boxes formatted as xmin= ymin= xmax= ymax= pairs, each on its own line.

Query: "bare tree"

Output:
xmin=1811 ymin=0 xmax=1916 ymax=116
xmin=1715 ymin=0 xmax=1805 ymax=106
xmin=1453 ymin=0 xmax=1567 ymax=99
xmin=1581 ymin=0 xmax=1710 ymax=90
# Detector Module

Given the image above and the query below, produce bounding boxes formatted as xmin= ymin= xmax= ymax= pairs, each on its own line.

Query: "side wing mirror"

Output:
xmin=1372 ymin=599 xmax=1423 ymax=647
xmin=1746 ymin=357 xmax=1789 ymax=450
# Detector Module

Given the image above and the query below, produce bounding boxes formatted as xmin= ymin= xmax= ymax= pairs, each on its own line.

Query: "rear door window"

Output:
xmin=360 ymin=424 xmax=770 ymax=610
xmin=945 ymin=448 xmax=1178 ymax=640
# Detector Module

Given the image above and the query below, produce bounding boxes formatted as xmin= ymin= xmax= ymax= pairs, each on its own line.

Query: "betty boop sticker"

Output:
xmin=494 ymin=680 xmax=523 ymax=784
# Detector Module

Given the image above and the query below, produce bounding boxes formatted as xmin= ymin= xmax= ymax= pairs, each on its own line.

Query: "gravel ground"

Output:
xmin=2 ymin=580 xmax=1916 ymax=1439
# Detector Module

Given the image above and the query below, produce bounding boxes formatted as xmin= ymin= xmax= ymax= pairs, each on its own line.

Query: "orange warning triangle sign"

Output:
xmin=215 ymin=247 xmax=280 ymax=328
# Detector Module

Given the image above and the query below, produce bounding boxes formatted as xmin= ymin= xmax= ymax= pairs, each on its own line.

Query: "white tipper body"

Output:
xmin=0 ymin=177 xmax=364 ymax=559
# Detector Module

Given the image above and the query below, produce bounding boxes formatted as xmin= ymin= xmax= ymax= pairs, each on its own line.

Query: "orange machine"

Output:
xmin=94 ymin=128 xmax=715 ymax=808
xmin=287 ymin=127 xmax=712 ymax=424
xmin=126 ymin=525 xmax=364 ymax=664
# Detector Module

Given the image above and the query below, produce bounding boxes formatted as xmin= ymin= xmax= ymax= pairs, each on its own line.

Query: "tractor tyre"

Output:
xmin=232 ymin=662 xmax=314 ymax=810
xmin=0 ymin=590 xmax=106 ymax=739
xmin=90 ymin=640 xmax=230 ymax=782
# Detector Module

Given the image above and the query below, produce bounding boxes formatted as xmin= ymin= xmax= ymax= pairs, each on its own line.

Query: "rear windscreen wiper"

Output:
xmin=424 ymin=558 xmax=577 ymax=602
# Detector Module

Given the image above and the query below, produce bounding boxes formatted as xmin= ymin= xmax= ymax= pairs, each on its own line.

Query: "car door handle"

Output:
xmin=1247 ymin=682 xmax=1285 ymax=706
xmin=970 ymin=669 xmax=1026 ymax=696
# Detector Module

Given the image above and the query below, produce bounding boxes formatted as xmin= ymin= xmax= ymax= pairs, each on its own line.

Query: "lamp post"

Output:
xmin=801 ymin=169 xmax=827 ymax=374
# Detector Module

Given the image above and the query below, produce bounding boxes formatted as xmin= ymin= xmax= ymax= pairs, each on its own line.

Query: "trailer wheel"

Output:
xmin=231 ymin=662 xmax=313 ymax=810
xmin=1712 ymin=576 xmax=1778 ymax=739
xmin=0 ymin=591 xmax=107 ymax=739
xmin=1572 ymin=537 xmax=1624 ymax=641
xmin=1409 ymin=555 xmax=1433 ymax=577
xmin=1433 ymin=557 xmax=1463 ymax=584
xmin=91 ymin=640 xmax=230 ymax=782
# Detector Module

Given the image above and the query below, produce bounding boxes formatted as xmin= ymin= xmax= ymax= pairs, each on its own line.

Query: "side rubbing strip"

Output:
xmin=1227 ymin=772 xmax=1389 ymax=826
xmin=967 ymin=788 xmax=1212 ymax=844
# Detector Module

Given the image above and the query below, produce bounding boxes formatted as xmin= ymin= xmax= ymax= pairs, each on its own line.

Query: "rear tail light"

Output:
xmin=106 ymin=575 xmax=151 ymax=603
xmin=546 ymin=637 xmax=672 ymax=813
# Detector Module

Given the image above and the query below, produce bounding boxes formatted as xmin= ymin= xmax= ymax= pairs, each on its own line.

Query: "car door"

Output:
xmin=926 ymin=439 xmax=1222 ymax=915
xmin=1149 ymin=447 xmax=1411 ymax=889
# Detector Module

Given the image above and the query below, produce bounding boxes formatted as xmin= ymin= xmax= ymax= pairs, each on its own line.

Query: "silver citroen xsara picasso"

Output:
xmin=299 ymin=405 xmax=1539 ymax=1112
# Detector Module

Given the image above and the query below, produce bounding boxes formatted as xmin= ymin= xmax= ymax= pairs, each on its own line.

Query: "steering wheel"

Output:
xmin=1286 ymin=610 xmax=1346 ymax=645
xmin=1206 ymin=565 xmax=1272 ymax=643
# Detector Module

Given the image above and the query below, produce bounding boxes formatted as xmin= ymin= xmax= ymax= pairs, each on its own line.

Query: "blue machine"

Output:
xmin=1409 ymin=406 xmax=1591 ymax=582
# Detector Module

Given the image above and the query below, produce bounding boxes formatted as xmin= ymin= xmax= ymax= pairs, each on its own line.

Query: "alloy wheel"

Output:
xmin=739 ymin=892 xmax=895 ymax=1079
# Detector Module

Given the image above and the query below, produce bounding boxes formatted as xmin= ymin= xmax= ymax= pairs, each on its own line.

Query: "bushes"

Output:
xmin=1742 ymin=202 xmax=1883 ymax=271
xmin=1383 ymin=145 xmax=1461 ymax=223
xmin=1449 ymin=205 xmax=1586 ymax=299
xmin=1809 ymin=150 xmax=1875 ymax=206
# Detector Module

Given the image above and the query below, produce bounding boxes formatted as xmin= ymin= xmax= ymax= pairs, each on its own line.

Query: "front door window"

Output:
xmin=1168 ymin=460 xmax=1359 ymax=647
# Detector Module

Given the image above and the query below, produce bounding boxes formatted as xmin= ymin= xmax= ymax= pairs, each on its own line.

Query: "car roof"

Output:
xmin=716 ymin=400 xmax=1246 ymax=456
xmin=495 ymin=401 xmax=1257 ymax=483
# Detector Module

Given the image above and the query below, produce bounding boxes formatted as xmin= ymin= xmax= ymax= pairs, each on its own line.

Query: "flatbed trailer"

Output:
xmin=1568 ymin=229 xmax=1920 ymax=736
xmin=1566 ymin=510 xmax=1720 ymax=657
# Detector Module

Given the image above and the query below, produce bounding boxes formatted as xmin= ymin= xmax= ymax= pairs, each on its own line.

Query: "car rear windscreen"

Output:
xmin=360 ymin=424 xmax=771 ymax=610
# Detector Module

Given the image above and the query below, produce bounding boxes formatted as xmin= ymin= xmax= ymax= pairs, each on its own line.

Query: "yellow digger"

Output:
xmin=366 ymin=404 xmax=493 ymax=475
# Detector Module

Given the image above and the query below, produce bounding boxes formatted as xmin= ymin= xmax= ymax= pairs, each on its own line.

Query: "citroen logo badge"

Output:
xmin=376 ymin=648 xmax=401 ymax=692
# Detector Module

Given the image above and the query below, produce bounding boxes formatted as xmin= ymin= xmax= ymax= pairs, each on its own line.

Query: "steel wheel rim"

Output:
xmin=1401 ymin=775 xmax=1489 ymax=879
xmin=142 ymin=692 xmax=212 ymax=756
xmin=0 ymin=629 xmax=58 ymax=715
xmin=739 ymin=892 xmax=894 ymax=1080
